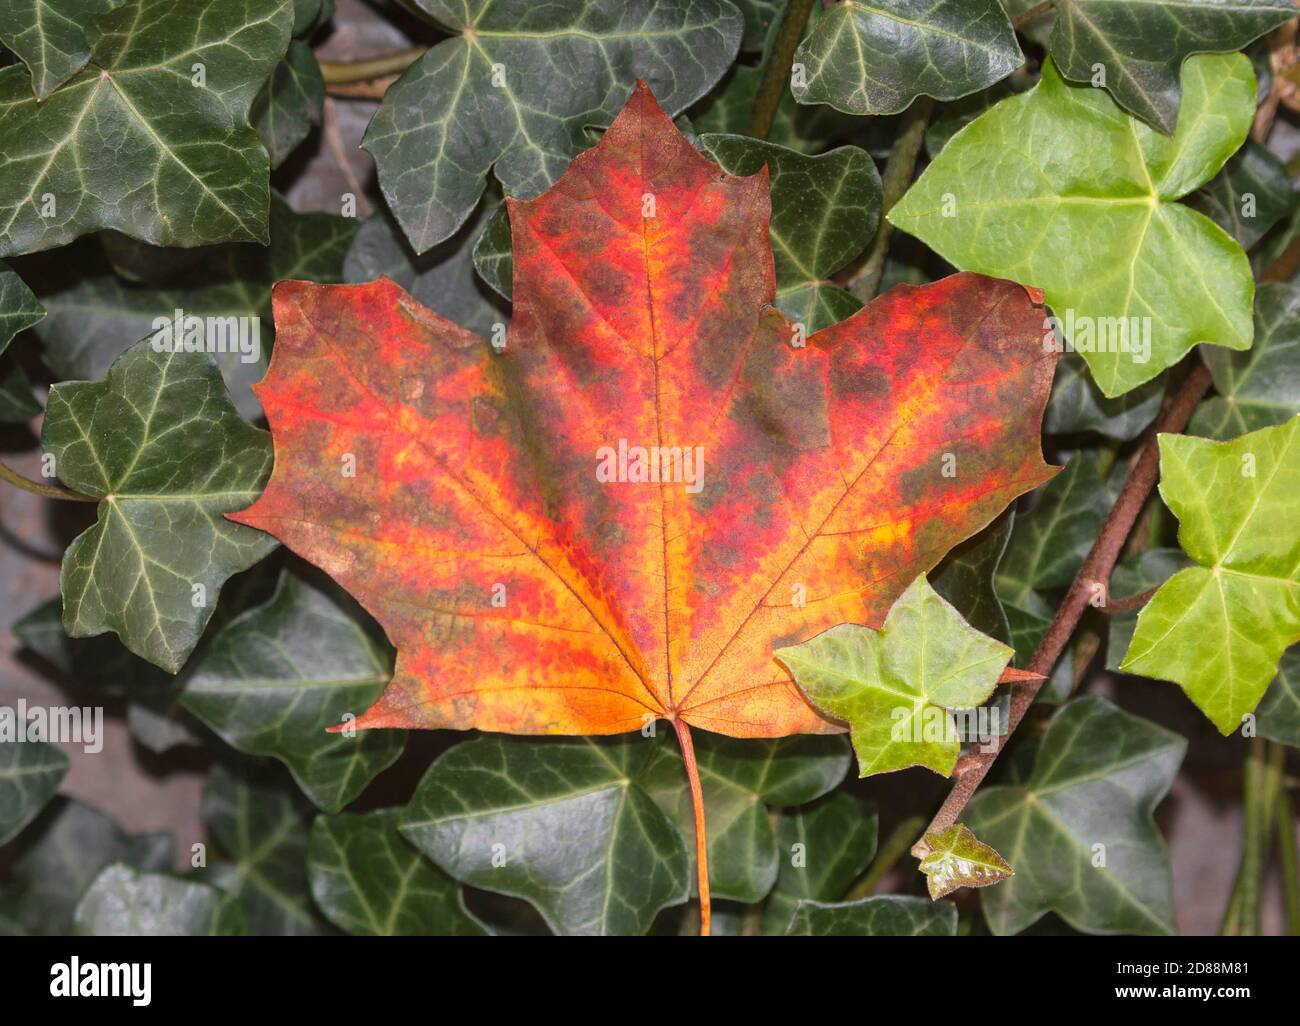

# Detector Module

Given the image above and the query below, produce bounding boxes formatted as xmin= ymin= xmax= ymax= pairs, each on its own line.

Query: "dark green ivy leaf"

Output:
xmin=0 ymin=739 xmax=68 ymax=845
xmin=401 ymin=735 xmax=689 ymax=936
xmin=13 ymin=597 xmax=200 ymax=754
xmin=0 ymin=0 xmax=294 ymax=256
xmin=0 ymin=260 xmax=43 ymax=356
xmin=363 ymin=0 xmax=743 ymax=253
xmin=638 ymin=732 xmax=849 ymax=902
xmin=180 ymin=568 xmax=405 ymax=814
xmin=345 ymin=200 xmax=508 ymax=336
xmin=0 ymin=363 xmax=40 ymax=422
xmin=786 ymin=894 xmax=957 ymax=936
xmin=998 ymin=450 xmax=1116 ymax=596
xmin=74 ymin=864 xmax=245 ymax=936
xmin=1190 ymin=281 xmax=1300 ymax=441
xmin=1045 ymin=354 xmax=1164 ymax=442
xmin=1189 ymin=141 xmax=1293 ymax=251
xmin=36 ymin=194 xmax=357 ymax=421
xmin=733 ymin=0 xmax=782 ymax=50
xmin=0 ymin=797 xmax=171 ymax=934
xmin=0 ymin=0 xmax=121 ymax=99
xmin=202 ymin=762 xmax=319 ymax=935
xmin=253 ymin=40 xmax=324 ymax=169
xmin=967 ymin=696 xmax=1184 ymax=935
xmin=0 ymin=261 xmax=44 ymax=421
xmin=308 ymin=809 xmax=488 ymax=936
xmin=792 ymin=0 xmax=1022 ymax=115
xmin=42 ymin=339 xmax=278 ymax=673
xmin=696 ymin=134 xmax=880 ymax=331
xmin=931 ymin=511 xmax=1014 ymax=646
xmin=1257 ymin=648 xmax=1300 ymax=748
xmin=762 ymin=793 xmax=877 ymax=935
xmin=1047 ymin=0 xmax=1293 ymax=133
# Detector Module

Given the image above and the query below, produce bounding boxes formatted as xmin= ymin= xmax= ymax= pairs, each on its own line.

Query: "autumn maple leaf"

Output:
xmin=232 ymin=82 xmax=1057 ymax=931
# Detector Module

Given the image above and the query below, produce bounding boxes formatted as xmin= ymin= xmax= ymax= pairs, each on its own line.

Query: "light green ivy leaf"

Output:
xmin=891 ymin=54 xmax=1256 ymax=397
xmin=967 ymin=696 xmax=1184 ymax=935
xmin=1105 ymin=548 xmax=1192 ymax=672
xmin=1122 ymin=418 xmax=1300 ymax=733
xmin=777 ymin=573 xmax=1014 ymax=778
xmin=42 ymin=339 xmax=278 ymax=673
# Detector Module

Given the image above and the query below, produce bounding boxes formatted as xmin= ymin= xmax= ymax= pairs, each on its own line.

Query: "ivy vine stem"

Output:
xmin=914 ymin=359 xmax=1213 ymax=850
xmin=847 ymin=96 xmax=933 ymax=301
xmin=1012 ymin=1 xmax=1053 ymax=29
xmin=1278 ymin=789 xmax=1300 ymax=935
xmin=0 ymin=459 xmax=95 ymax=502
xmin=316 ymin=47 xmax=426 ymax=85
xmin=672 ymin=716 xmax=711 ymax=936
xmin=845 ymin=815 xmax=925 ymax=901
xmin=1221 ymin=740 xmax=1284 ymax=934
xmin=745 ymin=0 xmax=817 ymax=140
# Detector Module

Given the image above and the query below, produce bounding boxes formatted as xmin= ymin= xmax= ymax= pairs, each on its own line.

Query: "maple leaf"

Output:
xmin=232 ymin=81 xmax=1058 ymax=746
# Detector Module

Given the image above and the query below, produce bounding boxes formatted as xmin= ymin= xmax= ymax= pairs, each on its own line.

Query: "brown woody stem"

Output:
xmin=0 ymin=460 xmax=95 ymax=501
xmin=914 ymin=361 xmax=1213 ymax=850
xmin=746 ymin=0 xmax=816 ymax=140
xmin=672 ymin=717 xmax=711 ymax=936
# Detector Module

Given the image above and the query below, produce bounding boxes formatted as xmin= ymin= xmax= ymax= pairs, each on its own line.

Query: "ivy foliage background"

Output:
xmin=0 ymin=0 xmax=1298 ymax=938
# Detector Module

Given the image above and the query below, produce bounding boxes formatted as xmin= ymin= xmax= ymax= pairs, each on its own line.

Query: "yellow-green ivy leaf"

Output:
xmin=1122 ymin=417 xmax=1300 ymax=733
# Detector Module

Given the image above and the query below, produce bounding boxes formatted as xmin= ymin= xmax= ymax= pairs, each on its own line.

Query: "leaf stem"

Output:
xmin=1278 ymin=787 xmax=1300 ymax=935
xmin=0 ymin=459 xmax=95 ymax=501
xmin=915 ymin=361 xmax=1213 ymax=847
xmin=847 ymin=96 xmax=934 ymax=301
xmin=1222 ymin=740 xmax=1284 ymax=935
xmin=1103 ymin=584 xmax=1160 ymax=615
xmin=1012 ymin=1 xmax=1054 ymax=30
xmin=745 ymin=0 xmax=816 ymax=140
xmin=317 ymin=47 xmax=426 ymax=85
xmin=844 ymin=815 xmax=925 ymax=901
xmin=672 ymin=717 xmax=711 ymax=936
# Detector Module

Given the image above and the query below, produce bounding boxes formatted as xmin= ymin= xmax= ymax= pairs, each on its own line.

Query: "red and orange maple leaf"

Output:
xmin=232 ymin=83 xmax=1057 ymax=743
